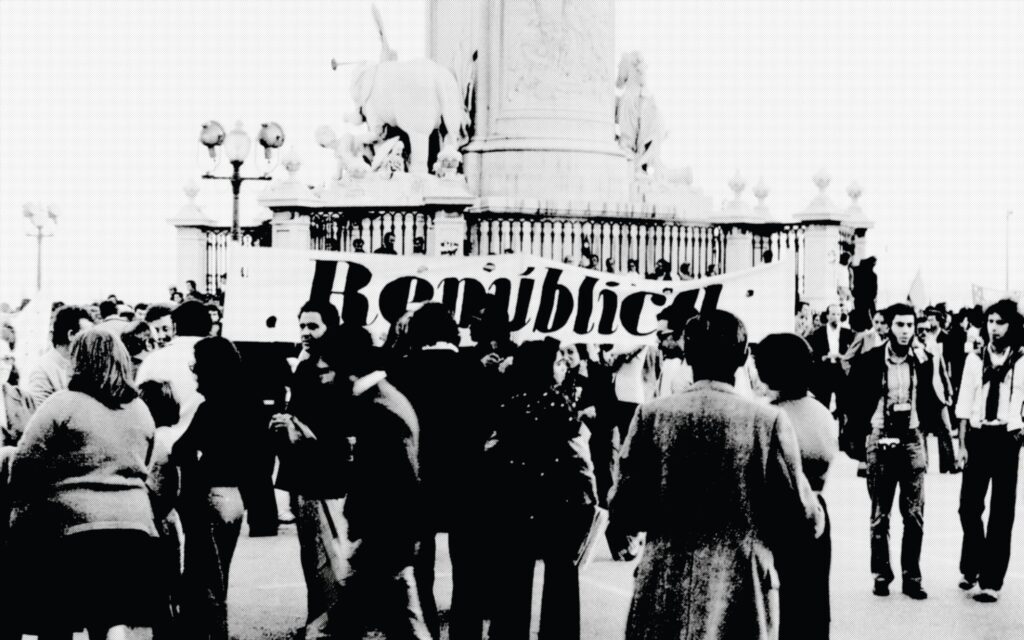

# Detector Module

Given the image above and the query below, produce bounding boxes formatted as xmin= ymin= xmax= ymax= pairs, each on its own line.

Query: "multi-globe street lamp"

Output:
xmin=22 ymin=202 xmax=58 ymax=291
xmin=199 ymin=120 xmax=285 ymax=242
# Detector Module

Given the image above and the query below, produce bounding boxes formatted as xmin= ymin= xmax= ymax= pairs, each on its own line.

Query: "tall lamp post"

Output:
xmin=22 ymin=202 xmax=58 ymax=291
xmin=199 ymin=120 xmax=285 ymax=242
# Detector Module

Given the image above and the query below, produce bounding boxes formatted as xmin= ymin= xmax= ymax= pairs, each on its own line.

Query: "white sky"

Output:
xmin=1 ymin=0 xmax=1022 ymax=306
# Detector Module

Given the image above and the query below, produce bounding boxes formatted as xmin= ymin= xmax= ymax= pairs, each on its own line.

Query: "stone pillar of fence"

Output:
xmin=260 ymin=155 xmax=319 ymax=251
xmin=430 ymin=210 xmax=469 ymax=256
xmin=270 ymin=210 xmax=313 ymax=251
xmin=794 ymin=171 xmax=848 ymax=311
xmin=169 ymin=183 xmax=216 ymax=292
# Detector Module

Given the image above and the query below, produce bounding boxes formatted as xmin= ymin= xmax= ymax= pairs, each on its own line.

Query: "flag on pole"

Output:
xmin=907 ymin=270 xmax=929 ymax=310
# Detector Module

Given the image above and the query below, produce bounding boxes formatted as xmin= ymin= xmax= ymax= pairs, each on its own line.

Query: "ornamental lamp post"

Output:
xmin=22 ymin=202 xmax=58 ymax=292
xmin=199 ymin=120 xmax=285 ymax=242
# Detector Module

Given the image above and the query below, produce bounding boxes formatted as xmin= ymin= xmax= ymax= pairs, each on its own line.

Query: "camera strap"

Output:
xmin=881 ymin=352 xmax=916 ymax=422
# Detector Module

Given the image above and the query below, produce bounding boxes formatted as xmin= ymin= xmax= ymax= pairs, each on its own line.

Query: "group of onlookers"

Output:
xmin=0 ymin=298 xmax=261 ymax=639
xmin=0 ymin=283 xmax=1020 ymax=640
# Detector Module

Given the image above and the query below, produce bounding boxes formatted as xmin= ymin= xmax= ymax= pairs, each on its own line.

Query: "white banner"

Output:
xmin=223 ymin=247 xmax=795 ymax=346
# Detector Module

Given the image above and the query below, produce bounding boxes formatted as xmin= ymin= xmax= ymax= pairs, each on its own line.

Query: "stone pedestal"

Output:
xmin=724 ymin=228 xmax=754 ymax=273
xmin=799 ymin=223 xmax=843 ymax=310
xmin=172 ymin=222 xmax=212 ymax=292
xmin=430 ymin=210 xmax=468 ymax=256
xmin=271 ymin=211 xmax=312 ymax=251
xmin=433 ymin=0 xmax=629 ymax=206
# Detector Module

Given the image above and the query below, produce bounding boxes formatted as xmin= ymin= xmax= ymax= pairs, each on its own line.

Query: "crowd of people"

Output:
xmin=0 ymin=275 xmax=1021 ymax=640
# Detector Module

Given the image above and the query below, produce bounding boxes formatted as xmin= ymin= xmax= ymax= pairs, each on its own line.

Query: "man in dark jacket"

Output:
xmin=331 ymin=323 xmax=432 ymax=640
xmin=808 ymin=303 xmax=855 ymax=413
xmin=390 ymin=303 xmax=490 ymax=640
xmin=846 ymin=303 xmax=946 ymax=600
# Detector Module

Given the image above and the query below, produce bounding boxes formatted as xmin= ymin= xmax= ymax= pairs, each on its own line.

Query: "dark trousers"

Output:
xmin=490 ymin=553 xmax=581 ymax=640
xmin=778 ymin=495 xmax=831 ymax=640
xmin=330 ymin=566 xmax=432 ymax=640
xmin=178 ymin=487 xmax=244 ymax=640
xmin=811 ymin=362 xmax=846 ymax=414
xmin=414 ymin=526 xmax=490 ymax=640
xmin=867 ymin=430 xmax=926 ymax=585
xmin=959 ymin=428 xmax=1022 ymax=590
xmin=414 ymin=534 xmax=440 ymax=640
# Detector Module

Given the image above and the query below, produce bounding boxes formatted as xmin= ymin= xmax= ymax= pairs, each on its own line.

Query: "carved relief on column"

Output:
xmin=502 ymin=0 xmax=612 ymax=111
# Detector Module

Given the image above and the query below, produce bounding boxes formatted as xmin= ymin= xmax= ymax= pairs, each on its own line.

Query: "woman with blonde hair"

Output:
xmin=4 ymin=328 xmax=160 ymax=640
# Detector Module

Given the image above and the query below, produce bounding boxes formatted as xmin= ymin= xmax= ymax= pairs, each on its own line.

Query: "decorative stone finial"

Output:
xmin=813 ymin=169 xmax=831 ymax=193
xmin=753 ymin=178 xmax=769 ymax=204
xmin=183 ymin=180 xmax=200 ymax=202
xmin=729 ymin=170 xmax=746 ymax=197
xmin=282 ymin=146 xmax=302 ymax=178
xmin=847 ymin=181 xmax=863 ymax=204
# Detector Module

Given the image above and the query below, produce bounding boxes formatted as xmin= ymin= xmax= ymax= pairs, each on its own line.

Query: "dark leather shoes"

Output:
xmin=959 ymin=575 xmax=978 ymax=591
xmin=873 ymin=580 xmax=890 ymax=596
xmin=902 ymin=583 xmax=928 ymax=600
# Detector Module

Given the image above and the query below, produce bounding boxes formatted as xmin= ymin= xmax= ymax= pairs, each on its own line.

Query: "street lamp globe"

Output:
xmin=224 ymin=121 xmax=252 ymax=164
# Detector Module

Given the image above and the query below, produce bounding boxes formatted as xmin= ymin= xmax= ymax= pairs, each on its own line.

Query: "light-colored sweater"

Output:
xmin=775 ymin=395 xmax=839 ymax=492
xmin=25 ymin=348 xmax=71 ymax=407
xmin=9 ymin=390 xmax=157 ymax=538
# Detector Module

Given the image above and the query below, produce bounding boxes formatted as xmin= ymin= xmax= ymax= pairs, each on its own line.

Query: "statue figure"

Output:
xmin=371 ymin=137 xmax=406 ymax=178
xmin=615 ymin=51 xmax=667 ymax=174
xmin=332 ymin=7 xmax=470 ymax=176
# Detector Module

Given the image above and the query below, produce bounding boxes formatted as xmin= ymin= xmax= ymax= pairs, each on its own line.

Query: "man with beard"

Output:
xmin=269 ymin=300 xmax=348 ymax=639
xmin=846 ymin=303 xmax=946 ymax=600
xmin=955 ymin=299 xmax=1024 ymax=603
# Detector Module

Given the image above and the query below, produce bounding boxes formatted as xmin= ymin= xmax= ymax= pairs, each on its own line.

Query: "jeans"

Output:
xmin=867 ymin=429 xmax=926 ymax=585
xmin=959 ymin=428 xmax=1022 ymax=590
xmin=179 ymin=486 xmax=245 ymax=640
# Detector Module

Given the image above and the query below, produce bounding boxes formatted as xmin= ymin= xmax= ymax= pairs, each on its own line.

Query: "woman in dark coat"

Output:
xmin=172 ymin=336 xmax=261 ymax=640
xmin=753 ymin=333 xmax=839 ymax=640
xmin=486 ymin=338 xmax=599 ymax=640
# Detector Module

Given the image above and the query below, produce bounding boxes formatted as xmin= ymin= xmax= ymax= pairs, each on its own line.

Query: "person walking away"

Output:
xmin=327 ymin=324 xmax=432 ymax=640
xmin=610 ymin=311 xmax=824 ymax=640
xmin=754 ymin=333 xmax=838 ymax=640
xmin=389 ymin=303 xmax=490 ymax=640
xmin=4 ymin=329 xmax=161 ymax=640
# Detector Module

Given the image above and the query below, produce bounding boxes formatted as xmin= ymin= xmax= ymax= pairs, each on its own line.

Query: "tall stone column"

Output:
xmin=431 ymin=0 xmax=628 ymax=206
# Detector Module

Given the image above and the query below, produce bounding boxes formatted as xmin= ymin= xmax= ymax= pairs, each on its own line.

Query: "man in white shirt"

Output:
xmin=25 ymin=305 xmax=94 ymax=406
xmin=954 ymin=299 xmax=1024 ymax=603
xmin=136 ymin=300 xmax=212 ymax=440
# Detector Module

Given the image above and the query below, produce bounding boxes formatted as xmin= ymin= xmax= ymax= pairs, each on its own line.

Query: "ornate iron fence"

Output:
xmin=309 ymin=210 xmax=432 ymax=255
xmin=463 ymin=213 xmax=724 ymax=277
xmin=202 ymin=222 xmax=273 ymax=296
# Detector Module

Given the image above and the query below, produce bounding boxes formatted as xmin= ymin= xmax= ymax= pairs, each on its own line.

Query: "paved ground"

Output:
xmin=216 ymin=440 xmax=1024 ymax=640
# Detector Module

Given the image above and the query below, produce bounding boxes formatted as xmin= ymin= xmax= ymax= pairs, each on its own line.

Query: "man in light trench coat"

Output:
xmin=610 ymin=310 xmax=825 ymax=640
